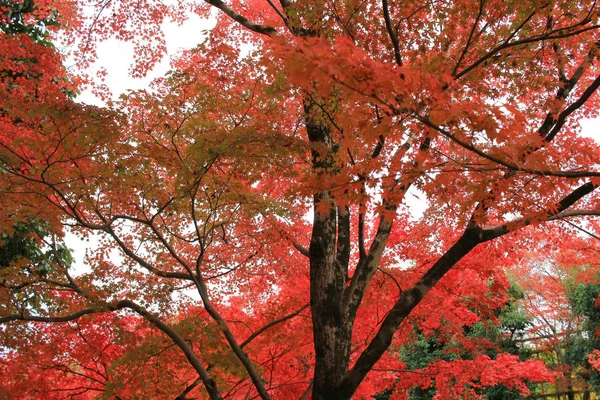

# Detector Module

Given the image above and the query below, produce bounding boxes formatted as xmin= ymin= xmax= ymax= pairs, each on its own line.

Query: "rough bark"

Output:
xmin=305 ymin=103 xmax=353 ymax=399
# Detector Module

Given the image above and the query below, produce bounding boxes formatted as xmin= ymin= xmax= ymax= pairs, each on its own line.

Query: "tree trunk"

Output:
xmin=305 ymin=105 xmax=353 ymax=399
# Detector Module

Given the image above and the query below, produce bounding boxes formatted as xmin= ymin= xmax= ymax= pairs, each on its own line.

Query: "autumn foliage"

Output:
xmin=1 ymin=0 xmax=600 ymax=399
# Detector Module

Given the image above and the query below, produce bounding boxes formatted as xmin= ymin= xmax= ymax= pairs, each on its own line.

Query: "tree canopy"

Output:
xmin=1 ymin=0 xmax=600 ymax=399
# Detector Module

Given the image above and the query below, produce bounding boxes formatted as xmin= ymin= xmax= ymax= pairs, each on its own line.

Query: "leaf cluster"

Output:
xmin=0 ymin=0 xmax=59 ymax=46
xmin=395 ymin=282 xmax=536 ymax=399
xmin=0 ymin=220 xmax=71 ymax=275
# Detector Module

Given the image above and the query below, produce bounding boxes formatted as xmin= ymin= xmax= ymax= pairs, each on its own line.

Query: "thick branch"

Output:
xmin=338 ymin=227 xmax=483 ymax=398
xmin=342 ymin=136 xmax=430 ymax=317
xmin=190 ymin=262 xmax=273 ymax=400
xmin=342 ymin=205 xmax=395 ymax=315
xmin=278 ymin=0 xmax=308 ymax=35
xmin=265 ymin=0 xmax=288 ymax=25
xmin=204 ymin=0 xmax=277 ymax=36
xmin=538 ymin=39 xmax=600 ymax=139
xmin=293 ymin=241 xmax=310 ymax=257
xmin=338 ymin=181 xmax=598 ymax=397
xmin=544 ymin=74 xmax=600 ymax=142
xmin=381 ymin=0 xmax=402 ymax=66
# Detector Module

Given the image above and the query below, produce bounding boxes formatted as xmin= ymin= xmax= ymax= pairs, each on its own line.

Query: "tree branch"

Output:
xmin=338 ymin=180 xmax=598 ymax=396
xmin=336 ymin=205 xmax=351 ymax=277
xmin=451 ymin=0 xmax=485 ymax=76
xmin=265 ymin=0 xmax=288 ymax=26
xmin=0 ymin=307 xmax=110 ymax=324
xmin=455 ymin=22 xmax=600 ymax=79
xmin=381 ymin=0 xmax=402 ymax=66
xmin=0 ymin=300 xmax=223 ymax=399
xmin=119 ymin=300 xmax=223 ymax=400
xmin=415 ymin=115 xmax=600 ymax=178
xmin=548 ymin=209 xmax=600 ymax=220
xmin=538 ymin=44 xmax=596 ymax=137
xmin=481 ymin=181 xmax=599 ymax=240
xmin=175 ymin=377 xmax=202 ymax=400
xmin=544 ymin=74 xmax=600 ymax=142
xmin=104 ymin=224 xmax=195 ymax=281
xmin=342 ymin=203 xmax=395 ymax=315
xmin=338 ymin=227 xmax=483 ymax=397
xmin=342 ymin=135 xmax=429 ymax=316
xmin=204 ymin=0 xmax=277 ymax=36
xmin=293 ymin=241 xmax=310 ymax=257
xmin=240 ymin=303 xmax=309 ymax=348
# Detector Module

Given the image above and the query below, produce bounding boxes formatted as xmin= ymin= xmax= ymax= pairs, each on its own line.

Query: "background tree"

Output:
xmin=389 ymin=282 xmax=540 ymax=400
xmin=1 ymin=0 xmax=600 ymax=399
xmin=519 ymin=263 xmax=600 ymax=400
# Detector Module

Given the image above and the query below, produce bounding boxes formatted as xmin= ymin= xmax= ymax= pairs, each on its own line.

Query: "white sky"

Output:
xmin=579 ymin=118 xmax=599 ymax=141
xmin=76 ymin=14 xmax=211 ymax=105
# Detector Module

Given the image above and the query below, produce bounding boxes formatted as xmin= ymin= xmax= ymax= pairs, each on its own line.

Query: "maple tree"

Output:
xmin=2 ymin=0 xmax=600 ymax=399
xmin=509 ymin=261 xmax=600 ymax=399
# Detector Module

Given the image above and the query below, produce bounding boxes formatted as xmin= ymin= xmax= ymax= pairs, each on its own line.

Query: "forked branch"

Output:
xmin=338 ymin=180 xmax=598 ymax=397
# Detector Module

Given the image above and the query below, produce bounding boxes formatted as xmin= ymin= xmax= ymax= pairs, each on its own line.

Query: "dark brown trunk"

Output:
xmin=309 ymin=192 xmax=351 ymax=399
xmin=305 ymin=106 xmax=352 ymax=399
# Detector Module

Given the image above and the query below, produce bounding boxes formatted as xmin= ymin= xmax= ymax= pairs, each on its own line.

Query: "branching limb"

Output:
xmin=338 ymin=227 xmax=483 ymax=397
xmin=455 ymin=20 xmax=600 ymax=79
xmin=265 ymin=0 xmax=288 ymax=26
xmin=204 ymin=0 xmax=277 ymax=36
xmin=293 ymin=241 xmax=310 ymax=257
xmin=103 ymin=224 xmax=195 ymax=281
xmin=94 ymin=198 xmax=271 ymax=400
xmin=451 ymin=0 xmax=485 ymax=76
xmin=342 ymin=135 xmax=430 ymax=317
xmin=538 ymin=39 xmax=600 ymax=140
xmin=543 ymin=74 xmax=600 ymax=142
xmin=342 ymin=202 xmax=395 ymax=315
xmin=119 ymin=300 xmax=223 ymax=400
xmin=338 ymin=180 xmax=598 ymax=396
xmin=1 ymin=299 xmax=222 ymax=400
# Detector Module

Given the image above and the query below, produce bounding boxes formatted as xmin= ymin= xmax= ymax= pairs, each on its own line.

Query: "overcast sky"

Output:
xmin=75 ymin=14 xmax=210 ymax=106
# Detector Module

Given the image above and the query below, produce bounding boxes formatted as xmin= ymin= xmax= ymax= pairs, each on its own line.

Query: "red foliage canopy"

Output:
xmin=1 ymin=0 xmax=599 ymax=399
